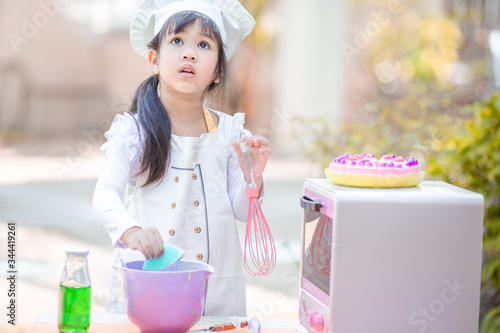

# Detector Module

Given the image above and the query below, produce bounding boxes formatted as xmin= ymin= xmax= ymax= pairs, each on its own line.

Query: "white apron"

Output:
xmin=107 ymin=108 xmax=246 ymax=316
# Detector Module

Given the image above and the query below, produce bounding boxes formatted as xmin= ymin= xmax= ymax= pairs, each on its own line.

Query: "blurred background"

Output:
xmin=1 ymin=0 xmax=500 ymax=332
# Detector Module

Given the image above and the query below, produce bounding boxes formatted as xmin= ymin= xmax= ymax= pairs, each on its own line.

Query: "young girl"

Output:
xmin=93 ymin=0 xmax=270 ymax=317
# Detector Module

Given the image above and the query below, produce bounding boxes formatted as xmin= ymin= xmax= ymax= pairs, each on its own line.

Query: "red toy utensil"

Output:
xmin=239 ymin=126 xmax=276 ymax=276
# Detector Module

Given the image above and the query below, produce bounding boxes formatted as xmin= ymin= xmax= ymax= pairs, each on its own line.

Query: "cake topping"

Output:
xmin=330 ymin=153 xmax=421 ymax=176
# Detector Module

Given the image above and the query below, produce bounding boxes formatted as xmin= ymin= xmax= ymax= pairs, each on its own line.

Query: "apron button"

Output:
xmin=174 ymin=176 xmax=179 ymax=183
xmin=171 ymin=202 xmax=176 ymax=209
xmin=192 ymin=174 xmax=197 ymax=180
xmin=168 ymin=229 xmax=175 ymax=236
xmin=193 ymin=200 xmax=199 ymax=207
xmin=196 ymin=253 xmax=203 ymax=260
xmin=194 ymin=227 xmax=201 ymax=233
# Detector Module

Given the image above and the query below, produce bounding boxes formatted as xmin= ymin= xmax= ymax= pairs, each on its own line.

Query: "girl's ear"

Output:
xmin=148 ymin=50 xmax=159 ymax=74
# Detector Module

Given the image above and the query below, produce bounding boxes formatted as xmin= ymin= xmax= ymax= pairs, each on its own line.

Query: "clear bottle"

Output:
xmin=58 ymin=248 xmax=91 ymax=333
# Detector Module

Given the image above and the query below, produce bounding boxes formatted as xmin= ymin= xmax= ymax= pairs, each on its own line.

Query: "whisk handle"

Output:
xmin=246 ymin=187 xmax=259 ymax=199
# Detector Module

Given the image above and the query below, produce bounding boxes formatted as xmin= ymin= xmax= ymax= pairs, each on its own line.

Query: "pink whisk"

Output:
xmin=239 ymin=126 xmax=276 ymax=276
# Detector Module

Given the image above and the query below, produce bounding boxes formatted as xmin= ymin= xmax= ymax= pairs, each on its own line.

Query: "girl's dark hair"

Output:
xmin=129 ymin=11 xmax=227 ymax=187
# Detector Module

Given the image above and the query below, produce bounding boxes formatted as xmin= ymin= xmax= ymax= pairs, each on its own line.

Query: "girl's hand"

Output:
xmin=121 ymin=227 xmax=164 ymax=259
xmin=232 ymin=135 xmax=272 ymax=192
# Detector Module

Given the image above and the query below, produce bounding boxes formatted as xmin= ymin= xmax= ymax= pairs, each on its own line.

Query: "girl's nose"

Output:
xmin=182 ymin=49 xmax=197 ymax=61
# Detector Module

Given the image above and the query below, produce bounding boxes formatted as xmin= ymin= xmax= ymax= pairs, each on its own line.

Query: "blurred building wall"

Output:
xmin=0 ymin=0 xmax=149 ymax=137
xmin=275 ymin=0 xmax=349 ymax=119
xmin=272 ymin=0 xmax=348 ymax=155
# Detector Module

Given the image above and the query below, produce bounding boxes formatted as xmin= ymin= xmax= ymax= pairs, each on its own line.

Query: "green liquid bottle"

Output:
xmin=58 ymin=248 xmax=91 ymax=333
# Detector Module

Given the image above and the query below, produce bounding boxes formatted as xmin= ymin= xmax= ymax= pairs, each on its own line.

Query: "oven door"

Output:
xmin=300 ymin=194 xmax=333 ymax=333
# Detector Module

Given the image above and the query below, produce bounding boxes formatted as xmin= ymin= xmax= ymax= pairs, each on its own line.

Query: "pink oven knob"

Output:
xmin=307 ymin=310 xmax=324 ymax=332
xmin=312 ymin=312 xmax=324 ymax=332
xmin=307 ymin=310 xmax=317 ymax=329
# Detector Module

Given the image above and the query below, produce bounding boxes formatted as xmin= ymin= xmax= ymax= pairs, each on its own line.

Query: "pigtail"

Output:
xmin=130 ymin=74 xmax=172 ymax=186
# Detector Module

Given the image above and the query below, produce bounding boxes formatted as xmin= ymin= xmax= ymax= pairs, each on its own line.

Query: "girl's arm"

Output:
xmin=221 ymin=112 xmax=271 ymax=221
xmin=93 ymin=146 xmax=164 ymax=258
xmin=92 ymin=113 xmax=164 ymax=258
xmin=92 ymin=145 xmax=142 ymax=248
xmin=227 ymin=136 xmax=271 ymax=222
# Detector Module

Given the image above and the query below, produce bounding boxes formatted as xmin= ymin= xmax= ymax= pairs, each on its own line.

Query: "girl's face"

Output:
xmin=150 ymin=19 xmax=220 ymax=97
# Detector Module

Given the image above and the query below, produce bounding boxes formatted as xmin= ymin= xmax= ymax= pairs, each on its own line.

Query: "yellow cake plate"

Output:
xmin=324 ymin=168 xmax=425 ymax=188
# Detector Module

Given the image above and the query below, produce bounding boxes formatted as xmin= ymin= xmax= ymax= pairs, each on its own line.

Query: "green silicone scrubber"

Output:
xmin=142 ymin=243 xmax=185 ymax=271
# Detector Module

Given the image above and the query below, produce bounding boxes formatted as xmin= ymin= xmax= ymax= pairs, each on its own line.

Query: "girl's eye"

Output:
xmin=172 ymin=38 xmax=183 ymax=45
xmin=199 ymin=42 xmax=209 ymax=49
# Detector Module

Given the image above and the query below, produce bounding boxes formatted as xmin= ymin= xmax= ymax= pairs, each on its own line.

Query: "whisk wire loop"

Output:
xmin=243 ymin=189 xmax=276 ymax=276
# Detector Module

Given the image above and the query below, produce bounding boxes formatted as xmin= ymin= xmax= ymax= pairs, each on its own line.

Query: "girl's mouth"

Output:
xmin=179 ymin=65 xmax=195 ymax=78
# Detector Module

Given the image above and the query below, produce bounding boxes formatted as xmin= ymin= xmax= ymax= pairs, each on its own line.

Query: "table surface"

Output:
xmin=35 ymin=314 xmax=306 ymax=333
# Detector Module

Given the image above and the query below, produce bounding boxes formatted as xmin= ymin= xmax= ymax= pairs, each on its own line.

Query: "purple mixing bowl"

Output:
xmin=116 ymin=260 xmax=214 ymax=333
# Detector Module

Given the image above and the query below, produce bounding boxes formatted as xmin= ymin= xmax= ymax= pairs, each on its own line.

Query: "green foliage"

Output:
xmin=481 ymin=305 xmax=500 ymax=333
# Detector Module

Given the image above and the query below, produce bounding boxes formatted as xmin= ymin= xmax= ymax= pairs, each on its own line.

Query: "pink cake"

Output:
xmin=329 ymin=154 xmax=421 ymax=177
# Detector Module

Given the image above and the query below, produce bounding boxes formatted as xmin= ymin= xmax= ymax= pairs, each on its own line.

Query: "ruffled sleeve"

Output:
xmin=229 ymin=112 xmax=250 ymax=144
xmin=100 ymin=112 xmax=143 ymax=163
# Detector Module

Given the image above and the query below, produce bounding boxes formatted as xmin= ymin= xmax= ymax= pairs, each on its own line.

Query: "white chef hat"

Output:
xmin=130 ymin=0 xmax=256 ymax=60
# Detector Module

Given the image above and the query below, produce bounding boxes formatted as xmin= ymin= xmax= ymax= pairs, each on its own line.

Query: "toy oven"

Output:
xmin=299 ymin=178 xmax=484 ymax=333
